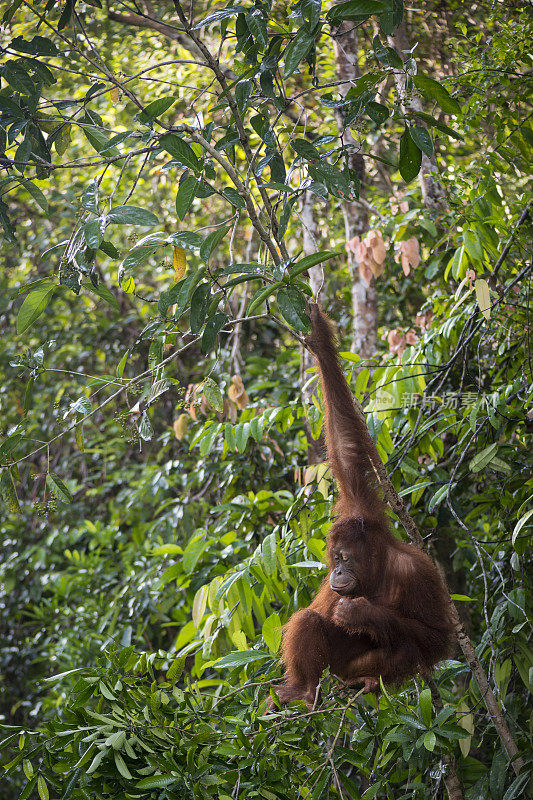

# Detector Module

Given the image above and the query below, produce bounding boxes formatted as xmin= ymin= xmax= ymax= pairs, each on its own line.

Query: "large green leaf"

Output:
xmin=327 ymin=0 xmax=388 ymax=23
xmin=200 ymin=226 xmax=231 ymax=262
xmin=191 ymin=5 xmax=246 ymax=29
xmin=292 ymin=138 xmax=321 ymax=161
xmin=16 ymin=283 xmax=55 ymax=334
xmin=407 ymin=109 xmax=464 ymax=140
xmin=190 ymin=282 xmax=211 ymax=333
xmin=201 ymin=312 xmax=229 ymax=353
xmin=409 ymin=125 xmax=433 ymax=158
xmin=136 ymin=776 xmax=178 ymax=789
xmin=262 ymin=612 xmax=282 ymax=653
xmin=213 ymin=651 xmax=269 ymax=669
xmin=288 ymin=249 xmax=340 ymax=278
xmin=276 ymin=287 xmax=310 ymax=331
xmin=107 ymin=206 xmax=159 ymax=226
xmin=398 ymin=128 xmax=422 ymax=182
xmin=138 ymin=96 xmax=177 ymax=123
xmin=372 ymin=35 xmax=403 ymax=69
xmin=284 ymin=26 xmax=317 ymax=77
xmin=414 ymin=74 xmax=461 ymax=115
xmin=159 ymin=133 xmax=201 ymax=171
xmin=175 ymin=176 xmax=198 ymax=220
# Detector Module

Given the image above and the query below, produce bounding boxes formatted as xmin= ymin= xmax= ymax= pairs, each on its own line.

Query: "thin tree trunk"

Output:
xmin=300 ymin=191 xmax=325 ymax=464
xmin=333 ymin=22 xmax=377 ymax=361
xmin=387 ymin=21 xmax=447 ymax=210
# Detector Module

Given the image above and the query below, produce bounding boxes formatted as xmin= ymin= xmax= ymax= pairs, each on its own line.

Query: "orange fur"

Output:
xmin=273 ymin=305 xmax=453 ymax=708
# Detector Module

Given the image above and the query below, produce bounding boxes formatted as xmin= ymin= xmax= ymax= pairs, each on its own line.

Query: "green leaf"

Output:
xmin=0 ymin=469 xmax=21 ymax=514
xmin=213 ymin=651 xmax=269 ymax=669
xmin=81 ymin=125 xmax=120 ymax=158
xmin=183 ymin=536 xmax=208 ymax=573
xmin=136 ymin=776 xmax=178 ymax=789
xmin=46 ymin=473 xmax=73 ymax=504
xmin=423 ymin=731 xmax=436 ymax=751
xmin=37 ymin=776 xmax=49 ymax=800
xmin=159 ymin=133 xmax=201 ymax=171
xmin=373 ymin=35 xmax=403 ymax=69
xmin=419 ymin=688 xmax=432 ymax=726
xmin=276 ymin=287 xmax=310 ymax=332
xmin=502 ymin=773 xmax=531 ymax=800
xmin=262 ymin=613 xmax=282 ymax=653
xmin=106 ymin=730 xmax=126 ymax=750
xmin=413 ymin=74 xmax=461 ymax=115
xmin=107 ymin=206 xmax=158 ymax=226
xmin=18 ymin=774 xmax=38 ymax=800
xmin=512 ymin=508 xmax=533 ymax=546
xmin=428 ymin=482 xmax=455 ymax=512
xmin=166 ymin=655 xmax=186 ymax=683
xmin=262 ymin=532 xmax=277 ymax=575
xmin=114 ymin=751 xmax=132 ymax=780
xmin=138 ymin=97 xmax=177 ymax=123
xmin=201 ymin=312 xmax=228 ymax=354
xmin=284 ymin=27 xmax=317 ymax=77
xmin=24 ymin=181 xmax=48 ymax=214
xmin=200 ymin=226 xmax=231 ymax=262
xmin=327 ymin=0 xmax=388 ymax=23
xmin=409 ymin=125 xmax=433 ymax=158
xmin=288 ymin=249 xmax=339 ymax=278
xmin=407 ymin=109 xmax=464 ymax=140
xmin=203 ymin=377 xmax=224 ymax=412
xmin=235 ymin=78 xmax=252 ymax=112
xmin=86 ymin=749 xmax=106 ymax=775
xmin=152 ymin=544 xmax=182 ymax=556
xmin=379 ymin=0 xmax=403 ymax=34
xmin=399 ymin=128 xmax=422 ymax=183
xmin=191 ymin=6 xmax=246 ymax=29
xmin=17 ymin=283 xmax=55 ymax=334
xmin=81 ymin=179 xmax=99 ymax=213
xmin=83 ymin=220 xmax=103 ymax=249
xmin=168 ymin=231 xmax=203 ymax=250
xmin=292 ymin=138 xmax=321 ymax=161
xmin=98 ymin=240 xmax=120 ymax=258
xmin=85 ymin=281 xmax=120 ymax=311
xmin=190 ymin=283 xmax=211 ymax=333
xmin=464 ymin=229 xmax=483 ymax=261
xmin=175 ymin=176 xmax=198 ymax=220
xmin=246 ymin=12 xmax=268 ymax=47
xmin=10 ymin=35 xmax=59 ymax=55
xmin=4 ymin=61 xmax=35 ymax=94
xmin=247 ymin=282 xmax=281 ymax=315
xmin=138 ymin=411 xmax=153 ymax=441
xmin=222 ymin=186 xmax=246 ymax=208
xmin=192 ymin=585 xmax=209 ymax=627
xmin=366 ymin=100 xmax=390 ymax=124
xmin=469 ymin=442 xmax=498 ymax=473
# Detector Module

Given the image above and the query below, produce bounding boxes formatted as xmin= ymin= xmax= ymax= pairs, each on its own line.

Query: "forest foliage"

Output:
xmin=0 ymin=1 xmax=532 ymax=799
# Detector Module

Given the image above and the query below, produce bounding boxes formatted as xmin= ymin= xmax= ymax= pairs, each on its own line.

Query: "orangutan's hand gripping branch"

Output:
xmin=273 ymin=304 xmax=453 ymax=707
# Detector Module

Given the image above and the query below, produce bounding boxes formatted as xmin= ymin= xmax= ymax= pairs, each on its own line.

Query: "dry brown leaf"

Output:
xmin=173 ymin=414 xmax=189 ymax=440
xmin=466 ymin=268 xmax=476 ymax=291
xmin=395 ymin=236 xmax=420 ymax=276
xmin=415 ymin=310 xmax=434 ymax=331
xmin=228 ymin=374 xmax=249 ymax=410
